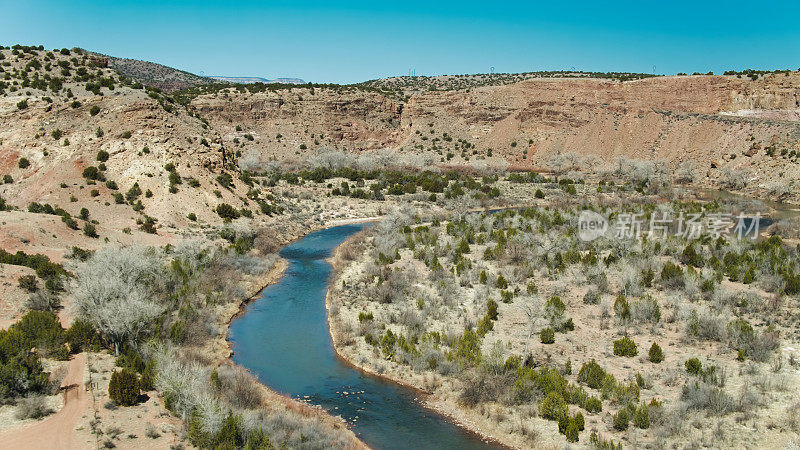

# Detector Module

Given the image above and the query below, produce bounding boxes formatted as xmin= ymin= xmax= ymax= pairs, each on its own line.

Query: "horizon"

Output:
xmin=2 ymin=1 xmax=800 ymax=84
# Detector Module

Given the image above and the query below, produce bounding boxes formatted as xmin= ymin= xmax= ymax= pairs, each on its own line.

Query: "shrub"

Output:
xmin=496 ymin=274 xmax=508 ymax=289
xmin=125 ymin=182 xmax=142 ymax=202
xmin=573 ymin=411 xmax=585 ymax=430
xmin=685 ymin=357 xmax=703 ymax=376
xmin=486 ymin=299 xmax=498 ymax=320
xmin=633 ymin=403 xmax=650 ymax=429
xmin=108 ymin=369 xmax=139 ymax=406
xmin=90 ymin=105 xmax=100 ymax=116
xmin=169 ymin=321 xmax=186 ymax=344
xmin=584 ymin=396 xmax=602 ymax=413
xmin=681 ymin=244 xmax=704 ymax=267
xmin=18 ymin=158 xmax=30 ymax=169
xmin=65 ymin=319 xmax=97 ymax=353
xmin=17 ymin=100 xmax=28 ymax=110
xmin=83 ymin=223 xmax=98 ymax=238
xmin=583 ymin=289 xmax=600 ymax=305
xmin=785 ymin=274 xmax=800 ymax=296
xmin=15 ymin=396 xmax=54 ymax=420
xmin=534 ymin=189 xmax=545 ymax=199
xmin=612 ymin=408 xmax=629 ymax=431
xmin=545 ymin=295 xmax=566 ymax=328
xmin=216 ymin=203 xmax=239 ymax=221
xmin=96 ymin=150 xmax=109 ymax=162
xmin=613 ymin=294 xmax=630 ymax=320
xmin=82 ymin=166 xmax=103 ymax=181
xmin=539 ymin=392 xmax=568 ymax=420
xmin=613 ymin=336 xmax=638 ymax=357
xmin=660 ymin=261 xmax=683 ymax=283
xmin=577 ymin=360 xmax=607 ymax=389
xmin=648 ymin=342 xmax=663 ymax=363
xmin=540 ymin=327 xmax=555 ymax=344
xmin=18 ymin=275 xmax=38 ymax=292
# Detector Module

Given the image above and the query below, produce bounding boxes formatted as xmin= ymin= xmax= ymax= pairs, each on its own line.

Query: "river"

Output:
xmin=228 ymin=224 xmax=501 ymax=449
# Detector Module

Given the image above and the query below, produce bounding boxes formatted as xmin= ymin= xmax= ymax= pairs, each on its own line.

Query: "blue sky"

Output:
xmin=1 ymin=0 xmax=798 ymax=84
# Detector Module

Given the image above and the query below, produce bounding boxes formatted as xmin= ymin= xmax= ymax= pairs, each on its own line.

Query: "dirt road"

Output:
xmin=0 ymin=352 xmax=94 ymax=449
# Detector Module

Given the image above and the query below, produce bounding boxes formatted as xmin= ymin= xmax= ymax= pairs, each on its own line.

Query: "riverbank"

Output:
xmin=325 ymin=231 xmax=525 ymax=450
xmin=210 ymin=229 xmax=368 ymax=449
xmin=214 ymin=217 xmax=393 ymax=449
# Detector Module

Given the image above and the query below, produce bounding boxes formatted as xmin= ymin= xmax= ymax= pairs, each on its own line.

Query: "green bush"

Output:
xmin=613 ymin=294 xmax=630 ymax=320
xmin=216 ymin=203 xmax=239 ymax=221
xmin=685 ymin=358 xmax=703 ymax=376
xmin=83 ymin=223 xmax=98 ymax=238
xmin=496 ymin=274 xmax=508 ymax=289
xmin=648 ymin=342 xmax=663 ymax=363
xmin=584 ymin=396 xmax=602 ymax=413
xmin=633 ymin=403 xmax=650 ymax=429
xmin=18 ymin=158 xmax=30 ymax=169
xmin=545 ymin=295 xmax=566 ymax=327
xmin=538 ymin=392 xmax=568 ymax=420
xmin=90 ymin=105 xmax=100 ymax=116
xmin=681 ymin=244 xmax=704 ymax=267
xmin=108 ymin=369 xmax=139 ymax=406
xmin=784 ymin=274 xmax=800 ymax=296
xmin=486 ymin=299 xmax=498 ymax=321
xmin=96 ymin=150 xmax=109 ymax=162
xmin=140 ymin=360 xmax=156 ymax=391
xmin=577 ymin=360 xmax=607 ymax=389
xmin=612 ymin=408 xmax=630 ymax=431
xmin=82 ymin=166 xmax=104 ymax=181
xmin=540 ymin=327 xmax=555 ymax=344
xmin=613 ymin=336 xmax=638 ymax=357
xmin=169 ymin=321 xmax=186 ymax=344
xmin=18 ymin=275 xmax=38 ymax=292
xmin=573 ymin=411 xmax=585 ymax=430
xmin=661 ymin=261 xmax=683 ymax=282
xmin=65 ymin=319 xmax=97 ymax=353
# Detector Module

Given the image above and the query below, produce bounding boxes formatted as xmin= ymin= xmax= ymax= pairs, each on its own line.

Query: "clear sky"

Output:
xmin=1 ymin=0 xmax=798 ymax=84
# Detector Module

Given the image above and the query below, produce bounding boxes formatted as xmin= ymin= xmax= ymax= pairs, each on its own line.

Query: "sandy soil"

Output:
xmin=0 ymin=353 xmax=91 ymax=449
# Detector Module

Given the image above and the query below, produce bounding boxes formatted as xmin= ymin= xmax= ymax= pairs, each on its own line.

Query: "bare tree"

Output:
xmin=675 ymin=161 xmax=696 ymax=184
xmin=720 ymin=166 xmax=753 ymax=189
xmin=547 ymin=154 xmax=568 ymax=180
xmin=307 ymin=149 xmax=351 ymax=171
xmin=238 ymin=148 xmax=265 ymax=172
xmin=518 ymin=296 xmax=543 ymax=356
xmin=765 ymin=179 xmax=796 ymax=202
xmin=72 ymin=246 xmax=165 ymax=354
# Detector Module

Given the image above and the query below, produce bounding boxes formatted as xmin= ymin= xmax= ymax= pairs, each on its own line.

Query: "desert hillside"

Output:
xmin=1 ymin=44 xmax=799 ymax=449
xmin=187 ymin=71 xmax=800 ymax=201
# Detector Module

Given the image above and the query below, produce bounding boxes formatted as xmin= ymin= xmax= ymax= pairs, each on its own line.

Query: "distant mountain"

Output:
xmin=207 ymin=76 xmax=306 ymax=85
xmin=85 ymin=51 xmax=215 ymax=92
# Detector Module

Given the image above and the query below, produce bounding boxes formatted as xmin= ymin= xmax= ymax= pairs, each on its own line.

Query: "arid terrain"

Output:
xmin=1 ymin=43 xmax=799 ymax=449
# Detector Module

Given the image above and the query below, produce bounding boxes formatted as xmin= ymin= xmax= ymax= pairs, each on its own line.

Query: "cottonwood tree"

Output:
xmin=765 ymin=179 xmax=796 ymax=202
xmin=237 ymin=148 xmax=265 ymax=172
xmin=547 ymin=154 xmax=568 ymax=180
xmin=675 ymin=161 xmax=696 ymax=184
xmin=720 ymin=166 xmax=753 ymax=189
xmin=307 ymin=149 xmax=351 ymax=171
xmin=72 ymin=246 xmax=165 ymax=354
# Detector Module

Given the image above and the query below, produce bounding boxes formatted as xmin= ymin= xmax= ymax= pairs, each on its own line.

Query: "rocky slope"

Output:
xmin=186 ymin=72 xmax=800 ymax=201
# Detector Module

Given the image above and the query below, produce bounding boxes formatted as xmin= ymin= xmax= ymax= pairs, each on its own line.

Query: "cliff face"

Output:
xmin=190 ymin=73 xmax=800 ymax=197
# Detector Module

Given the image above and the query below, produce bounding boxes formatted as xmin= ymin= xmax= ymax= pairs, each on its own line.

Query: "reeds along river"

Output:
xmin=228 ymin=224 xmax=501 ymax=449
